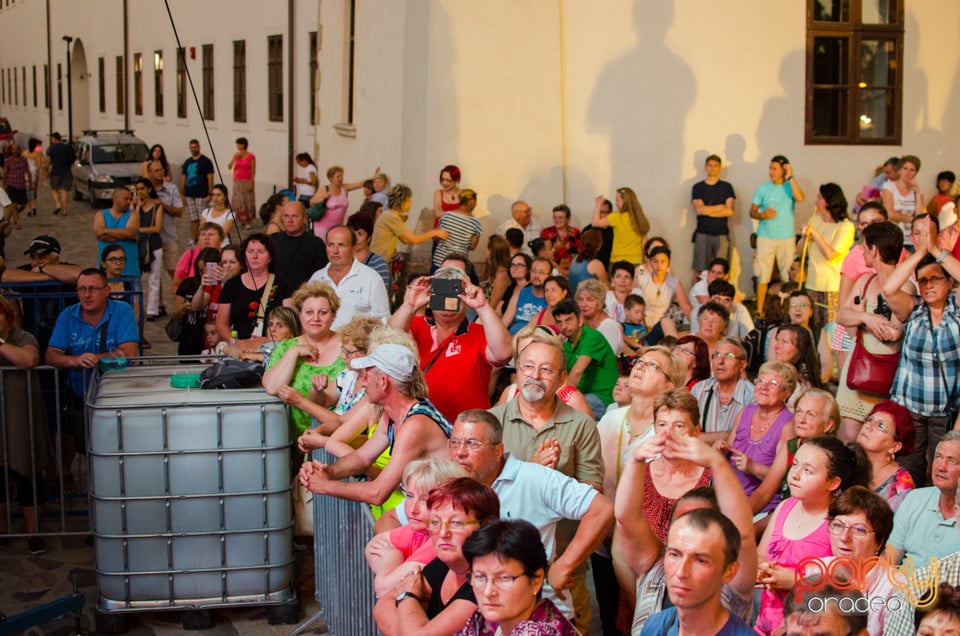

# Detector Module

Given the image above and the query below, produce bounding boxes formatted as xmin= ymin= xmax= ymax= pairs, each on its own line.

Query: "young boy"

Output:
xmin=370 ymin=173 xmax=390 ymax=210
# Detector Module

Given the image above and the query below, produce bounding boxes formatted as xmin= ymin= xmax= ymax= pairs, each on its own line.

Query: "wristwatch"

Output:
xmin=395 ymin=591 xmax=421 ymax=608
xmin=938 ymin=249 xmax=949 ymax=264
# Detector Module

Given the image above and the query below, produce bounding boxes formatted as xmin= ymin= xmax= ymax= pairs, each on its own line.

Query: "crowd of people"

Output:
xmin=5 ymin=145 xmax=960 ymax=635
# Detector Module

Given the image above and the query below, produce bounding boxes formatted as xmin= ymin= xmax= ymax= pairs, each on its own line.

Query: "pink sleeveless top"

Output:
xmin=232 ymin=153 xmax=254 ymax=181
xmin=314 ymin=187 xmax=349 ymax=239
xmin=755 ymin=497 xmax=831 ymax=635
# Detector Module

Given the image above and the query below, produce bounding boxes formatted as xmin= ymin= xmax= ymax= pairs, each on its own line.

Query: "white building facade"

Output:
xmin=3 ymin=1 xmax=959 ymax=290
xmin=0 ymin=0 xmax=321 ymax=198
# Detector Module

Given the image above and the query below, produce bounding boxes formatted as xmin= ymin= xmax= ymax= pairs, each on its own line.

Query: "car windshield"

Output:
xmin=0 ymin=121 xmax=11 ymax=133
xmin=92 ymin=143 xmax=149 ymax=163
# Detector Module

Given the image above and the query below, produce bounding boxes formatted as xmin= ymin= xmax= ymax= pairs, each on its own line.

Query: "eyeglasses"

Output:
xmin=828 ymin=519 xmax=875 ymax=540
xmin=76 ymin=285 xmax=108 ymax=294
xmin=341 ymin=346 xmax=361 ymax=357
xmin=672 ymin=347 xmax=696 ymax=357
xmin=635 ymin=358 xmax=669 ymax=378
xmin=863 ymin=415 xmax=894 ymax=435
xmin=789 ymin=301 xmax=808 ymax=308
xmin=427 ymin=518 xmax=480 ymax=533
xmin=104 ymin=257 xmax=127 ymax=263
xmin=470 ymin=572 xmax=528 ymax=590
xmin=447 ymin=438 xmax=490 ymax=452
xmin=918 ymin=275 xmax=948 ymax=287
xmin=756 ymin=377 xmax=785 ymax=390
xmin=518 ymin=364 xmax=559 ymax=378
xmin=510 ymin=262 xmax=528 ymax=268
xmin=711 ymin=352 xmax=745 ymax=360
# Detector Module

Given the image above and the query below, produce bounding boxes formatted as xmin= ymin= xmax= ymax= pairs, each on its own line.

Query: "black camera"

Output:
xmin=429 ymin=278 xmax=462 ymax=313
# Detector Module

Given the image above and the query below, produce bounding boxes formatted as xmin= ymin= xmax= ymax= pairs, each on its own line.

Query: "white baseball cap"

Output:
xmin=350 ymin=344 xmax=416 ymax=382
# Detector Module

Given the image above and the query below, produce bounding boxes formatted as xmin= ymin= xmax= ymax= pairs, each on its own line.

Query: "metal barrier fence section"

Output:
xmin=0 ymin=364 xmax=89 ymax=540
xmin=2 ymin=279 xmax=145 ymax=357
xmin=294 ymin=448 xmax=378 ymax=636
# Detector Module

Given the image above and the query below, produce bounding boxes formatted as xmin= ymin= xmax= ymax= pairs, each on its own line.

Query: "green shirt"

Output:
xmin=266 ymin=337 xmax=347 ymax=434
xmin=563 ymin=325 xmax=619 ymax=405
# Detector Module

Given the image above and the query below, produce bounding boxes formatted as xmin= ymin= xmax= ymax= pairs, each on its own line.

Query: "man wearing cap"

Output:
xmin=299 ymin=337 xmax=452 ymax=509
xmin=1 ymin=236 xmax=81 ymax=284
xmin=45 ymin=132 xmax=75 ymax=217
xmin=388 ymin=256 xmax=513 ymax=424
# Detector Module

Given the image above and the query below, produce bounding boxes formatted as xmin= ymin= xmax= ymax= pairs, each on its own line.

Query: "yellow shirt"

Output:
xmin=608 ymin=211 xmax=644 ymax=264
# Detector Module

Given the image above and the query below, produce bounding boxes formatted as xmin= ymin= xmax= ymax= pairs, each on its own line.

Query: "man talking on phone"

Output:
xmin=749 ymin=155 xmax=805 ymax=314
xmin=389 ymin=252 xmax=513 ymax=424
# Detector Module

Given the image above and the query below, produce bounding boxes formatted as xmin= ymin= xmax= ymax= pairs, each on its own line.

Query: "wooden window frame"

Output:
xmin=805 ymin=0 xmax=905 ymax=145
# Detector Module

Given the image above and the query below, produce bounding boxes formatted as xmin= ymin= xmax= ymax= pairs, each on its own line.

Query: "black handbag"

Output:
xmin=199 ymin=359 xmax=264 ymax=389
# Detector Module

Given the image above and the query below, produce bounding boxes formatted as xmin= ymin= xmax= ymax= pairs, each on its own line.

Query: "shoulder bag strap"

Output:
xmin=253 ymin=273 xmax=276 ymax=336
xmin=701 ymin=386 xmax=715 ymax=430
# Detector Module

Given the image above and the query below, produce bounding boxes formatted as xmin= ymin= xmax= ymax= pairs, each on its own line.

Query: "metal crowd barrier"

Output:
xmin=0 ymin=364 xmax=89 ymax=539
xmin=2 ymin=278 xmax=145 ymax=356
xmin=292 ymin=448 xmax=378 ymax=636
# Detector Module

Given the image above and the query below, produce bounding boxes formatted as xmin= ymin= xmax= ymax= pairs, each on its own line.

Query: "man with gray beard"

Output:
xmin=487 ymin=334 xmax=604 ymax=631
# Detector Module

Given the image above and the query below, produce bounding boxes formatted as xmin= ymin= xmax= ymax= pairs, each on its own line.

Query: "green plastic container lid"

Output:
xmin=170 ymin=373 xmax=202 ymax=389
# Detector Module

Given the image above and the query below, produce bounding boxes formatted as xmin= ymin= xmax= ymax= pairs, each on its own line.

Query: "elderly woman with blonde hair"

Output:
xmin=365 ymin=457 xmax=468 ymax=596
xmin=262 ymin=281 xmax=346 ymax=434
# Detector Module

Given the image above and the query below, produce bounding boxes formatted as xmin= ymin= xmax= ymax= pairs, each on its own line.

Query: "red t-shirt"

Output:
xmin=411 ymin=316 xmax=493 ymax=425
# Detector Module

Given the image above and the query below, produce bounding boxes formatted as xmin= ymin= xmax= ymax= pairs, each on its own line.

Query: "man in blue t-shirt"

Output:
xmin=180 ymin=139 xmax=215 ymax=244
xmin=691 ymin=154 xmax=736 ymax=281
xmin=45 ymin=268 xmax=140 ymax=484
xmin=640 ymin=509 xmax=755 ymax=636
xmin=749 ymin=155 xmax=805 ymax=314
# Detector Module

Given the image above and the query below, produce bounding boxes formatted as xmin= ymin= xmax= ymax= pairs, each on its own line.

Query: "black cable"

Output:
xmin=161 ymin=0 xmax=244 ymax=248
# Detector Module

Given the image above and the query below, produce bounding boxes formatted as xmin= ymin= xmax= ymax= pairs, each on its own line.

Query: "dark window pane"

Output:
xmin=861 ymin=0 xmax=895 ymax=24
xmin=813 ymin=0 xmax=849 ymax=22
xmin=860 ymin=39 xmax=896 ymax=88
xmin=812 ymin=88 xmax=848 ymax=137
xmin=859 ymin=88 xmax=896 ymax=138
xmin=813 ymin=37 xmax=848 ymax=85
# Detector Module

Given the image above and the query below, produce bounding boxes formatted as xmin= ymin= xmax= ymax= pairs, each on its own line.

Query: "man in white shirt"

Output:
xmin=496 ymin=200 xmax=542 ymax=256
xmin=309 ymin=225 xmax=389 ymax=329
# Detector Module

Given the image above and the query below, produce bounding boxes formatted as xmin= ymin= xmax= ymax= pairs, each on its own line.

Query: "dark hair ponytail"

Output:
xmin=805 ymin=437 xmax=871 ymax=494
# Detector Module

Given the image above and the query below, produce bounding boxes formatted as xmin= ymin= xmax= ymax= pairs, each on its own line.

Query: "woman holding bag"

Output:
xmin=835 ymin=221 xmax=915 ymax=444
xmin=884 ymin=215 xmax=960 ymax=486
xmin=134 ymin=178 xmax=164 ymax=321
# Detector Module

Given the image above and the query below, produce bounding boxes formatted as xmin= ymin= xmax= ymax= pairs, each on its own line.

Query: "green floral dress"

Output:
xmin=266 ymin=337 xmax=346 ymax=434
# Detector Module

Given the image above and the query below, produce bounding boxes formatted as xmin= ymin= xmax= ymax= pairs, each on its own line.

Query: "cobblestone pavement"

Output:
xmin=1 ymin=183 xmax=326 ymax=634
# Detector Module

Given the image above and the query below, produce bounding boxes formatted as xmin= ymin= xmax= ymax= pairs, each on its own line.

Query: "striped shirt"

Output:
xmin=890 ymin=293 xmax=960 ymax=417
xmin=881 ymin=550 xmax=960 ymax=635
xmin=362 ymin=252 xmax=390 ymax=290
xmin=690 ymin=377 xmax=755 ymax=435
xmin=433 ymin=211 xmax=481 ymax=267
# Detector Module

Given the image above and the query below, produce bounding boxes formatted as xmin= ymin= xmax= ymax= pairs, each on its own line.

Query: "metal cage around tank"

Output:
xmin=85 ymin=365 xmax=295 ymax=618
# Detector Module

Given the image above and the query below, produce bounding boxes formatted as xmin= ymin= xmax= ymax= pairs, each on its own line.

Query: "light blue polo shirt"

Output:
xmin=889 ymin=487 xmax=960 ymax=567
xmin=491 ymin=453 xmax=599 ymax=620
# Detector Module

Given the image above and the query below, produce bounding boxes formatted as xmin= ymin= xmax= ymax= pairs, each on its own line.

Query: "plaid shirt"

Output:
xmin=881 ymin=550 xmax=960 ymax=635
xmin=890 ymin=293 xmax=960 ymax=417
xmin=3 ymin=156 xmax=30 ymax=189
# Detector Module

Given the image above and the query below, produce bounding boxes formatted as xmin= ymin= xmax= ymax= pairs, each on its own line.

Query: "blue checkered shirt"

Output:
xmin=890 ymin=293 xmax=960 ymax=417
